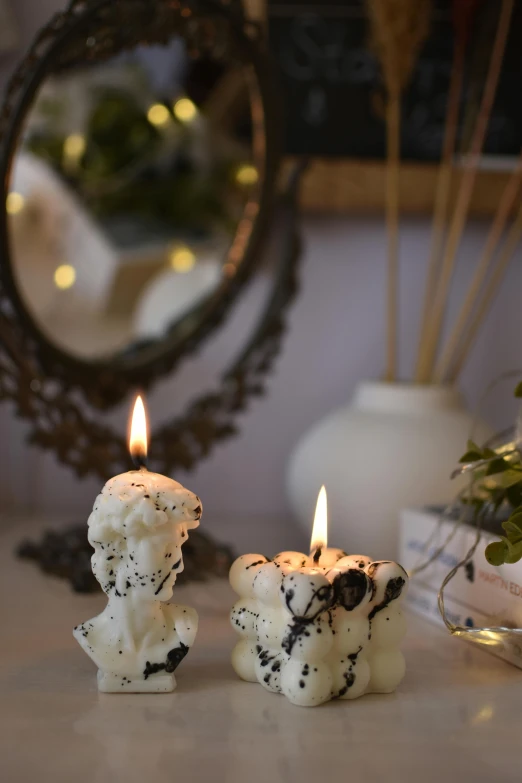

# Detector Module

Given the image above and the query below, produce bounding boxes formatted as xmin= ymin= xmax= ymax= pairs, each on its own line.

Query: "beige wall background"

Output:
xmin=1 ymin=1 xmax=521 ymax=528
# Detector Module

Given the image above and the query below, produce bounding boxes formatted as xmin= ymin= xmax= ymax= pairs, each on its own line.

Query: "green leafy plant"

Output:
xmin=24 ymin=65 xmax=249 ymax=240
xmin=458 ymin=382 xmax=522 ymax=566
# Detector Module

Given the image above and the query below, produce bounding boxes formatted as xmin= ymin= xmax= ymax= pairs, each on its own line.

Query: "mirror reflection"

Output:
xmin=8 ymin=38 xmax=259 ymax=359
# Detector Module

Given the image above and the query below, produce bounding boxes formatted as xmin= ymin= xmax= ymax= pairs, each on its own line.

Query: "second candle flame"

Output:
xmin=310 ymin=485 xmax=328 ymax=554
xmin=129 ymin=395 xmax=148 ymax=466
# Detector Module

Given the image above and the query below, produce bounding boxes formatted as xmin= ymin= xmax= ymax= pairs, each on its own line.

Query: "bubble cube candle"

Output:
xmin=229 ymin=488 xmax=408 ymax=707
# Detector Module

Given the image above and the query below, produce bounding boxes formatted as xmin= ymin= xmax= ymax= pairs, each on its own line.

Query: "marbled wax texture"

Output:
xmin=74 ymin=470 xmax=202 ymax=693
xmin=230 ymin=550 xmax=408 ymax=707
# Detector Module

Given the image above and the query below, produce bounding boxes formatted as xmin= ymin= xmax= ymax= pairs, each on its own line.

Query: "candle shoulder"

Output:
xmin=73 ymin=602 xmax=198 ymax=679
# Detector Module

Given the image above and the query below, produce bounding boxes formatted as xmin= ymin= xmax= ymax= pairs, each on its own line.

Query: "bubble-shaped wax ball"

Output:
xmin=330 ymin=607 xmax=370 ymax=651
xmin=229 ymin=554 xmax=268 ymax=598
xmin=280 ymin=568 xmax=333 ymax=620
xmin=281 ymin=659 xmax=333 ymax=707
xmin=253 ymin=561 xmax=285 ymax=606
xmin=370 ymin=604 xmax=407 ymax=648
xmin=273 ymin=551 xmax=311 ymax=568
xmin=334 ymin=554 xmax=373 ymax=572
xmin=316 ymin=548 xmax=347 ymax=567
xmin=368 ymin=650 xmax=406 ymax=693
xmin=256 ymin=606 xmax=287 ymax=648
xmin=230 ymin=598 xmax=258 ymax=637
xmin=367 ymin=561 xmax=408 ymax=606
xmin=331 ymin=655 xmax=370 ymax=700
xmin=328 ymin=567 xmax=373 ymax=612
xmin=231 ymin=639 xmax=258 ymax=682
xmin=255 ymin=649 xmax=287 ymax=694
xmin=281 ymin=613 xmax=334 ymax=661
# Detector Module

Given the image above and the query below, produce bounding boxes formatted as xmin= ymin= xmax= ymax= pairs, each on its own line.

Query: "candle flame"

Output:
xmin=129 ymin=395 xmax=148 ymax=465
xmin=310 ymin=485 xmax=328 ymax=553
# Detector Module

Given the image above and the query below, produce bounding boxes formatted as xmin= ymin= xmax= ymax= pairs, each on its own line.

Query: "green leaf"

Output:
xmin=504 ymin=539 xmax=522 ymax=564
xmin=459 ymin=440 xmax=486 ymax=462
xmin=486 ymin=458 xmax=511 ymax=476
xmin=502 ymin=518 xmax=522 ymax=542
xmin=506 ymin=484 xmax=522 ymax=508
xmin=514 ymin=381 xmax=522 ymax=398
xmin=485 ymin=540 xmax=508 ymax=566
xmin=460 ymin=450 xmax=483 ymax=464
xmin=494 ymin=470 xmax=522 ymax=489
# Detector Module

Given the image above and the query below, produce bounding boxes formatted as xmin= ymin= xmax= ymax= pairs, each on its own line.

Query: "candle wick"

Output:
xmin=312 ymin=547 xmax=322 ymax=565
xmin=132 ymin=452 xmax=148 ymax=471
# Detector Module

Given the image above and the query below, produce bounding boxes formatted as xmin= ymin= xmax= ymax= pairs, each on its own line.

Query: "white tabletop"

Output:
xmin=1 ymin=516 xmax=521 ymax=783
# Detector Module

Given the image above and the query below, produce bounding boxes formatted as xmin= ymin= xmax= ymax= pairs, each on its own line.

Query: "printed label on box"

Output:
xmin=400 ymin=508 xmax=522 ymax=669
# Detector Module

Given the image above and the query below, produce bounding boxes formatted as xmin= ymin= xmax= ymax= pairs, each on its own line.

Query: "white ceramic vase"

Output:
xmin=286 ymin=381 xmax=491 ymax=560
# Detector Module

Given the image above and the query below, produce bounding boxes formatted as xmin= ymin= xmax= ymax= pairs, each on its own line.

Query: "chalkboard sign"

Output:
xmin=268 ymin=0 xmax=522 ymax=161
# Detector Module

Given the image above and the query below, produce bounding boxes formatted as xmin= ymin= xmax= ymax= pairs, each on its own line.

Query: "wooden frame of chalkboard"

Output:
xmin=244 ymin=0 xmax=521 ymax=214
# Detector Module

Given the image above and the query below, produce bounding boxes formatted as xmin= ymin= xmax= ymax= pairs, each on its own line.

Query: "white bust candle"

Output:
xmin=230 ymin=486 xmax=408 ymax=707
xmin=73 ymin=396 xmax=202 ymax=693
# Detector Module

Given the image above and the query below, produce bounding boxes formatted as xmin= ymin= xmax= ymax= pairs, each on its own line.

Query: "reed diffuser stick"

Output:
xmin=434 ymin=155 xmax=522 ymax=383
xmin=385 ymin=92 xmax=400 ymax=381
xmin=414 ymin=0 xmax=477 ymax=382
xmin=366 ymin=0 xmax=431 ymax=381
xmin=446 ymin=204 xmax=522 ymax=383
xmin=415 ymin=0 xmax=514 ymax=384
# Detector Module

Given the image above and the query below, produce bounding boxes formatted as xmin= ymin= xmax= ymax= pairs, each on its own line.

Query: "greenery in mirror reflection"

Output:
xmin=24 ymin=62 xmax=252 ymax=241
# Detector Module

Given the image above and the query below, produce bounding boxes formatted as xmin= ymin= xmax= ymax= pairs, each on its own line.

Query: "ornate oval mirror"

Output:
xmin=0 ymin=0 xmax=301 ymax=479
xmin=0 ymin=0 xmax=281 ymax=407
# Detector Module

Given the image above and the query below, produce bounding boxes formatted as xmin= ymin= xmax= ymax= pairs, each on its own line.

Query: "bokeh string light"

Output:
xmin=168 ymin=245 xmax=196 ymax=273
xmin=6 ymin=191 xmax=25 ymax=215
xmin=54 ymin=264 xmax=76 ymax=290
xmin=147 ymin=102 xmax=170 ymax=126
xmin=63 ymin=133 xmax=86 ymax=164
xmin=172 ymin=97 xmax=197 ymax=122
xmin=235 ymin=163 xmax=258 ymax=186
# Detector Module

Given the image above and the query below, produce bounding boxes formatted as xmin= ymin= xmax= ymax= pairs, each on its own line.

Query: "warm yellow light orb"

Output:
xmin=235 ymin=164 xmax=258 ymax=186
xmin=63 ymin=133 xmax=86 ymax=162
xmin=6 ymin=192 xmax=25 ymax=215
xmin=147 ymin=103 xmax=170 ymax=126
xmin=169 ymin=246 xmax=196 ymax=273
xmin=54 ymin=264 xmax=76 ymax=290
xmin=173 ymin=97 xmax=197 ymax=123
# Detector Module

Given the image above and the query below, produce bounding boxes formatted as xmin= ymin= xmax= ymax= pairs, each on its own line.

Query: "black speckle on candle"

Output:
xmin=143 ymin=643 xmax=189 ymax=679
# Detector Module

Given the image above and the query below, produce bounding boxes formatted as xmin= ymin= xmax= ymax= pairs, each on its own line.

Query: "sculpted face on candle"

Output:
xmin=89 ymin=471 xmax=201 ymax=602
xmin=230 ymin=485 xmax=409 ymax=707
xmin=74 ymin=395 xmax=202 ymax=693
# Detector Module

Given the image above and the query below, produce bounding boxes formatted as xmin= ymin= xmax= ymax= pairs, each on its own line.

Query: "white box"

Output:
xmin=399 ymin=507 xmax=522 ymax=669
